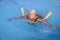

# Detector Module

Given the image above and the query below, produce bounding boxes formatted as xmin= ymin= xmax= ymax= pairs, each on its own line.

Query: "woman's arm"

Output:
xmin=8 ymin=16 xmax=27 ymax=21
xmin=37 ymin=18 xmax=56 ymax=30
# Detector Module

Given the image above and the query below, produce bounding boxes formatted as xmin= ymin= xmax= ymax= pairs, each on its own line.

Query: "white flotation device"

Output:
xmin=21 ymin=7 xmax=52 ymax=23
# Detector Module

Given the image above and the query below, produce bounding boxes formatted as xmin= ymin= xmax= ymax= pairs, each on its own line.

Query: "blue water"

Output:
xmin=0 ymin=0 xmax=60 ymax=40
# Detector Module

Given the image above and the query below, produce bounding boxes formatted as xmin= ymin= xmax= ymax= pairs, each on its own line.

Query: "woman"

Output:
xmin=8 ymin=9 xmax=56 ymax=30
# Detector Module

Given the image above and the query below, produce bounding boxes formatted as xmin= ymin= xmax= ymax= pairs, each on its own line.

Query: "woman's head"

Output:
xmin=29 ymin=9 xmax=35 ymax=15
xmin=28 ymin=9 xmax=36 ymax=19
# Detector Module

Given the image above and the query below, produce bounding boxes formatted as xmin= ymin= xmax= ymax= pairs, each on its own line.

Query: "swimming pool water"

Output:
xmin=0 ymin=0 xmax=60 ymax=40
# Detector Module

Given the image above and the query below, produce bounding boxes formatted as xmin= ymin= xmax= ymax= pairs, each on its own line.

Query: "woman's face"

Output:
xmin=29 ymin=10 xmax=36 ymax=19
